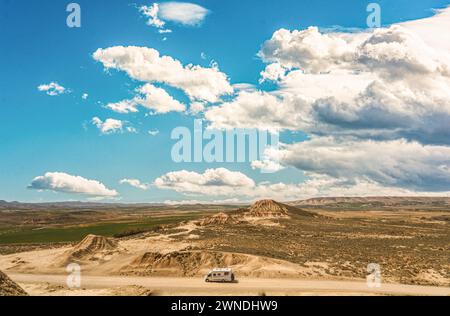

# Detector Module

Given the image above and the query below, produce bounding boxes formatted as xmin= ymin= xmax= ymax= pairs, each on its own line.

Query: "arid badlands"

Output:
xmin=0 ymin=198 xmax=449 ymax=296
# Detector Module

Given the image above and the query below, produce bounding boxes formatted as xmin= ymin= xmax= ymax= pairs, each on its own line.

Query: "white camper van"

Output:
xmin=204 ymin=268 xmax=235 ymax=283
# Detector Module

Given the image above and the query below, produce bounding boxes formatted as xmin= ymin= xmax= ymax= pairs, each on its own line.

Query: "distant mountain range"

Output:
xmin=0 ymin=200 xmax=166 ymax=210
xmin=1 ymin=196 xmax=450 ymax=211
xmin=288 ymin=196 xmax=450 ymax=207
xmin=0 ymin=200 xmax=241 ymax=211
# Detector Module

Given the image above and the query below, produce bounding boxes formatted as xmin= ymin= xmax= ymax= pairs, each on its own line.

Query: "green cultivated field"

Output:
xmin=0 ymin=214 xmax=201 ymax=244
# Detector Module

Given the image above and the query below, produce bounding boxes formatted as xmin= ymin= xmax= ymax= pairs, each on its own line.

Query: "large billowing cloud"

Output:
xmin=308 ymin=79 xmax=450 ymax=144
xmin=205 ymin=9 xmax=450 ymax=145
xmin=262 ymin=137 xmax=450 ymax=192
xmin=205 ymin=90 xmax=298 ymax=132
xmin=258 ymin=26 xmax=361 ymax=74
xmin=202 ymin=8 xmax=450 ymax=198
xmin=93 ymin=46 xmax=232 ymax=103
xmin=258 ymin=24 xmax=449 ymax=77
xmin=87 ymin=8 xmax=450 ymax=201
xmin=28 ymin=172 xmax=118 ymax=197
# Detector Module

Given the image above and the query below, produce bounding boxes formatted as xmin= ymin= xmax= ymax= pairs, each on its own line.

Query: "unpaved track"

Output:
xmin=8 ymin=273 xmax=450 ymax=296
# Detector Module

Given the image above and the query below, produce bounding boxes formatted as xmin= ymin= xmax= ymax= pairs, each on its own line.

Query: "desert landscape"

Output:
xmin=0 ymin=198 xmax=449 ymax=296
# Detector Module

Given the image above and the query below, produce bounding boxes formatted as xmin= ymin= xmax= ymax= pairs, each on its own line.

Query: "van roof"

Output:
xmin=211 ymin=268 xmax=232 ymax=272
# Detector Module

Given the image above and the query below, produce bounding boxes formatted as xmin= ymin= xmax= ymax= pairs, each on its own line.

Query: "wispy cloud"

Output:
xmin=139 ymin=2 xmax=210 ymax=34
xmin=148 ymin=129 xmax=160 ymax=136
xmin=120 ymin=179 xmax=150 ymax=190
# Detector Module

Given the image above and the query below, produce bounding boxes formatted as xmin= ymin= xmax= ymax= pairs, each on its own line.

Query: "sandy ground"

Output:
xmin=0 ymin=233 xmax=193 ymax=275
xmin=0 ymin=227 xmax=315 ymax=279
xmin=9 ymin=273 xmax=450 ymax=296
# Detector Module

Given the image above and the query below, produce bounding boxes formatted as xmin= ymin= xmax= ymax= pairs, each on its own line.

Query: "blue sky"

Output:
xmin=1 ymin=0 xmax=449 ymax=203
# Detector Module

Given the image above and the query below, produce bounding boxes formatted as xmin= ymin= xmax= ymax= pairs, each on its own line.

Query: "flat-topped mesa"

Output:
xmin=247 ymin=199 xmax=290 ymax=217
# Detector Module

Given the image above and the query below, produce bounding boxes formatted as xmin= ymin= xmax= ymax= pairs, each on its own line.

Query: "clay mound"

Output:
xmin=0 ymin=270 xmax=28 ymax=296
xmin=246 ymin=199 xmax=314 ymax=218
xmin=59 ymin=234 xmax=119 ymax=264
xmin=198 ymin=212 xmax=241 ymax=226
xmin=127 ymin=251 xmax=249 ymax=276
xmin=123 ymin=251 xmax=306 ymax=278
xmin=247 ymin=200 xmax=289 ymax=217
xmin=71 ymin=234 xmax=118 ymax=258
xmin=197 ymin=200 xmax=315 ymax=227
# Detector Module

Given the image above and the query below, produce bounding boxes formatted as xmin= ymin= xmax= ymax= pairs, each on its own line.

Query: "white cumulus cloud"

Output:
xmin=154 ymin=168 xmax=255 ymax=196
xmin=140 ymin=3 xmax=166 ymax=29
xmin=135 ymin=84 xmax=186 ymax=113
xmin=259 ymin=63 xmax=288 ymax=83
xmin=267 ymin=137 xmax=450 ymax=192
xmin=28 ymin=172 xmax=118 ymax=197
xmin=206 ymin=9 xmax=450 ymax=145
xmin=205 ymin=90 xmax=303 ymax=132
xmin=105 ymin=84 xmax=185 ymax=115
xmin=93 ymin=46 xmax=233 ymax=103
xmin=92 ymin=117 xmax=128 ymax=135
xmin=202 ymin=8 xmax=450 ymax=197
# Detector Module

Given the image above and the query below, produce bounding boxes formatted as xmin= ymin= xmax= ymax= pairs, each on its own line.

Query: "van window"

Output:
xmin=225 ymin=272 xmax=229 ymax=276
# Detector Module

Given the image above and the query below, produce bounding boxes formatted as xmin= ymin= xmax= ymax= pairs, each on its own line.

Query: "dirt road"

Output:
xmin=8 ymin=273 xmax=450 ymax=296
